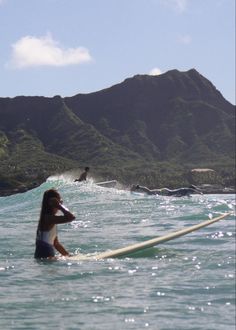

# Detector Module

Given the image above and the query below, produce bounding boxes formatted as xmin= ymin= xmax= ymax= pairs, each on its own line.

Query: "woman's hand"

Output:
xmin=49 ymin=197 xmax=75 ymax=222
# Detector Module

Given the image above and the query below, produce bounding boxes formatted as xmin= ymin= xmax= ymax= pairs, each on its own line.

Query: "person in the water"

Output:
xmin=34 ymin=189 xmax=75 ymax=259
xmin=131 ymin=184 xmax=202 ymax=197
xmin=74 ymin=166 xmax=90 ymax=182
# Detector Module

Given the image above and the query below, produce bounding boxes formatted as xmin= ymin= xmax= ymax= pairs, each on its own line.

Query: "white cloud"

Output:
xmin=159 ymin=0 xmax=189 ymax=13
xmin=177 ymin=34 xmax=192 ymax=44
xmin=149 ymin=67 xmax=162 ymax=76
xmin=8 ymin=34 xmax=92 ymax=69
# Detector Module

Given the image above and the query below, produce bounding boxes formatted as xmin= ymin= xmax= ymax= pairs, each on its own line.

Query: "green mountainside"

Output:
xmin=0 ymin=69 xmax=235 ymax=195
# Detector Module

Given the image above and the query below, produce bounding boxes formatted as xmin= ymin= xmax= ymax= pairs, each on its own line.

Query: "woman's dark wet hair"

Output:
xmin=40 ymin=189 xmax=60 ymax=217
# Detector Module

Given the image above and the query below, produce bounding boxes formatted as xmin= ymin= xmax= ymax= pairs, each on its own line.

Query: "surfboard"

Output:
xmin=68 ymin=212 xmax=231 ymax=261
xmin=96 ymin=180 xmax=117 ymax=188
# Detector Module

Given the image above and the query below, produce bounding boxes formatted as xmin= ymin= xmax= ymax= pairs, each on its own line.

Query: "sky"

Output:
xmin=0 ymin=0 xmax=235 ymax=104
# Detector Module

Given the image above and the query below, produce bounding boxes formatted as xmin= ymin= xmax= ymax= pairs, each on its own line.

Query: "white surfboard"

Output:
xmin=96 ymin=180 xmax=117 ymax=188
xmin=69 ymin=213 xmax=231 ymax=261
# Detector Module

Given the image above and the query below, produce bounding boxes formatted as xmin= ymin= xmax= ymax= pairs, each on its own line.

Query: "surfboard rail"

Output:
xmin=69 ymin=212 xmax=231 ymax=261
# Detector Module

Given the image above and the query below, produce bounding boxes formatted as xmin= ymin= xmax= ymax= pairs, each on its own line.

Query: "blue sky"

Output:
xmin=0 ymin=0 xmax=235 ymax=104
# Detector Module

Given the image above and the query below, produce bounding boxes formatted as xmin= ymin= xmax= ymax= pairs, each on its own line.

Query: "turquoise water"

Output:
xmin=0 ymin=177 xmax=235 ymax=330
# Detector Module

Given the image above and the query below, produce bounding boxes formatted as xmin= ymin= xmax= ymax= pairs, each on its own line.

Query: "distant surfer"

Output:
xmin=74 ymin=166 xmax=90 ymax=182
xmin=131 ymin=184 xmax=202 ymax=197
xmin=34 ymin=189 xmax=75 ymax=259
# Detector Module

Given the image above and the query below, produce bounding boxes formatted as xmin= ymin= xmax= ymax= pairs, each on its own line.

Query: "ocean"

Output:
xmin=0 ymin=177 xmax=235 ymax=330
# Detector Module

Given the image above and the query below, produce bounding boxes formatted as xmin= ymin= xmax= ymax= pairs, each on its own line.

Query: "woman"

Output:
xmin=34 ymin=189 xmax=75 ymax=259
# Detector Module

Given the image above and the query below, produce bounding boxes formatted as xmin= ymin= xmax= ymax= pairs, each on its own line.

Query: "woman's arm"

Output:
xmin=47 ymin=198 xmax=75 ymax=225
xmin=57 ymin=204 xmax=75 ymax=221
xmin=54 ymin=236 xmax=70 ymax=256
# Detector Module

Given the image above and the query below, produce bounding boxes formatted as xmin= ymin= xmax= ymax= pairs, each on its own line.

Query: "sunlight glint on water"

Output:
xmin=0 ymin=178 xmax=235 ymax=330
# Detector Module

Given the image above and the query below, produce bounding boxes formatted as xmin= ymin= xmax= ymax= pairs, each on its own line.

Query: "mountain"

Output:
xmin=0 ymin=69 xmax=235 ymax=195
xmin=64 ymin=69 xmax=234 ymax=161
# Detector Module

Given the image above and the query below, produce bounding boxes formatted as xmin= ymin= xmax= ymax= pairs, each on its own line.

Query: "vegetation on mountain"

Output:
xmin=0 ymin=69 xmax=235 ymax=195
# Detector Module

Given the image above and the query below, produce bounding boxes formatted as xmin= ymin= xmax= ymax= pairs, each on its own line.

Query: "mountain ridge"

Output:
xmin=0 ymin=69 xmax=235 ymax=195
xmin=64 ymin=68 xmax=235 ymax=160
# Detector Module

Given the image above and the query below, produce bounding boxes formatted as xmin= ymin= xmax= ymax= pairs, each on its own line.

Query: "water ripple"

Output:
xmin=0 ymin=183 xmax=235 ymax=330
